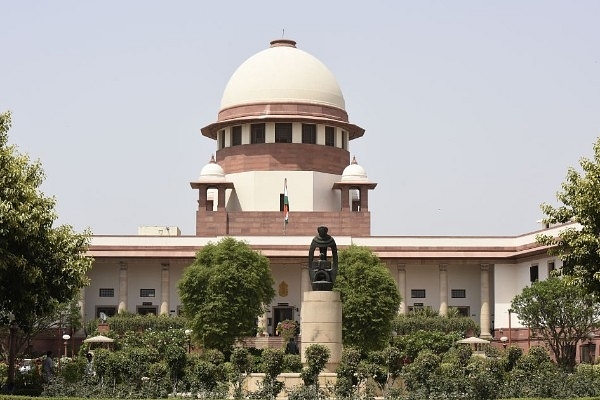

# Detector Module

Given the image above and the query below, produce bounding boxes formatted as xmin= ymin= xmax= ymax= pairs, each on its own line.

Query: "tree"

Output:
xmin=178 ymin=237 xmax=275 ymax=352
xmin=511 ymin=277 xmax=600 ymax=371
xmin=0 ymin=111 xmax=93 ymax=388
xmin=334 ymin=245 xmax=401 ymax=352
xmin=538 ymin=137 xmax=600 ymax=294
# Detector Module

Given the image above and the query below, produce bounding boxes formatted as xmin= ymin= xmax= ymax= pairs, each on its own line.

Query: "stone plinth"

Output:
xmin=300 ymin=291 xmax=342 ymax=372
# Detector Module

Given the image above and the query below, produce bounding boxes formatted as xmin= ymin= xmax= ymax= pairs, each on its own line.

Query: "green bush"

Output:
xmin=395 ymin=329 xmax=460 ymax=361
xmin=0 ymin=362 xmax=6 ymax=387
xmin=103 ymin=312 xmax=187 ymax=335
xmin=61 ymin=358 xmax=85 ymax=383
xmin=252 ymin=348 xmax=284 ymax=399
xmin=335 ymin=347 xmax=363 ymax=398
xmin=301 ymin=344 xmax=330 ymax=389
xmin=393 ymin=308 xmax=478 ymax=336
xmin=500 ymin=346 xmax=565 ymax=399
xmin=402 ymin=349 xmax=440 ymax=397
xmin=282 ymin=354 xmax=302 ymax=372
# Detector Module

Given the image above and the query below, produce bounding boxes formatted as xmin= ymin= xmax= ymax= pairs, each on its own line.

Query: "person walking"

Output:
xmin=42 ymin=351 xmax=54 ymax=383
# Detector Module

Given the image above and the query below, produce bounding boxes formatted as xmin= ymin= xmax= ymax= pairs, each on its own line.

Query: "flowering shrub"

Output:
xmin=275 ymin=319 xmax=298 ymax=341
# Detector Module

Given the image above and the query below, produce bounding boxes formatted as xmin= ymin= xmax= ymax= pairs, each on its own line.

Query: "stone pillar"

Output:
xmin=397 ymin=264 xmax=406 ymax=315
xmin=160 ymin=263 xmax=170 ymax=315
xmin=217 ymin=187 xmax=226 ymax=211
xmin=257 ymin=310 xmax=268 ymax=336
xmin=439 ymin=264 xmax=448 ymax=316
xmin=340 ymin=186 xmax=350 ymax=211
xmin=118 ymin=262 xmax=128 ymax=313
xmin=198 ymin=186 xmax=207 ymax=210
xmin=300 ymin=291 xmax=342 ymax=372
xmin=360 ymin=187 xmax=369 ymax=211
xmin=480 ymin=264 xmax=491 ymax=338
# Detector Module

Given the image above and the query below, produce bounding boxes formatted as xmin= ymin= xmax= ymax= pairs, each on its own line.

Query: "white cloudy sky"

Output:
xmin=1 ymin=1 xmax=598 ymax=237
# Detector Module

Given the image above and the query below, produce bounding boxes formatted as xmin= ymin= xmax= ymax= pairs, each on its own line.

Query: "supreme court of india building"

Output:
xmin=84 ymin=38 xmax=567 ymax=345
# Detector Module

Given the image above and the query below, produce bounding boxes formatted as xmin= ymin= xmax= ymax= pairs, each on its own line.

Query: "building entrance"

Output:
xmin=273 ymin=306 xmax=294 ymax=336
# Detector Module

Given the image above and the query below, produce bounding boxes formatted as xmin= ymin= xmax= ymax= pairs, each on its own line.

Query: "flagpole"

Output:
xmin=283 ymin=178 xmax=288 ymax=235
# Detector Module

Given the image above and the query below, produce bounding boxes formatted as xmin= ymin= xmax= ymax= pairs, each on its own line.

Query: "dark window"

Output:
xmin=451 ymin=289 xmax=466 ymax=298
xmin=218 ymin=130 xmax=225 ymax=149
xmin=99 ymin=288 xmax=114 ymax=297
xmin=231 ymin=126 xmax=242 ymax=146
xmin=453 ymin=306 xmax=470 ymax=317
xmin=275 ymin=123 xmax=292 ymax=143
xmin=96 ymin=306 xmax=117 ymax=318
xmin=581 ymin=343 xmax=596 ymax=363
xmin=530 ymin=265 xmax=539 ymax=282
xmin=302 ymin=124 xmax=317 ymax=144
xmin=548 ymin=261 xmax=556 ymax=274
xmin=140 ymin=289 xmax=155 ymax=298
xmin=325 ymin=126 xmax=335 ymax=146
xmin=411 ymin=289 xmax=426 ymax=298
xmin=137 ymin=306 xmax=158 ymax=316
xmin=251 ymin=123 xmax=265 ymax=143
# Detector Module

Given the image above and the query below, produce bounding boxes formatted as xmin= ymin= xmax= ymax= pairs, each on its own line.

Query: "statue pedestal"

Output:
xmin=300 ymin=291 xmax=342 ymax=372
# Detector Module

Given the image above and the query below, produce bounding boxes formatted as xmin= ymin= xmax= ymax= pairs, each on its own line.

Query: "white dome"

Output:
xmin=341 ymin=157 xmax=368 ymax=182
xmin=220 ymin=40 xmax=345 ymax=111
xmin=199 ymin=156 xmax=226 ymax=182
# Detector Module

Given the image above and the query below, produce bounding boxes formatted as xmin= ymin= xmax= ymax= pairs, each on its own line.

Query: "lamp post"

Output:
xmin=500 ymin=336 xmax=508 ymax=349
xmin=184 ymin=329 xmax=192 ymax=353
xmin=62 ymin=334 xmax=71 ymax=358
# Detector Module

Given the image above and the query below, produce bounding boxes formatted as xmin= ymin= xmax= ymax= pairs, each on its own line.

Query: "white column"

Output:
xmin=118 ymin=262 xmax=128 ymax=313
xmin=439 ymin=264 xmax=448 ymax=316
xmin=160 ymin=263 xmax=170 ymax=315
xmin=257 ymin=310 xmax=268 ymax=336
xmin=78 ymin=288 xmax=86 ymax=323
xmin=480 ymin=264 xmax=491 ymax=338
xmin=397 ymin=264 xmax=406 ymax=315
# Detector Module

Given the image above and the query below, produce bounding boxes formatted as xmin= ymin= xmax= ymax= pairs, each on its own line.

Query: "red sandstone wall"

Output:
xmin=195 ymin=210 xmax=370 ymax=236
xmin=217 ymin=143 xmax=350 ymax=175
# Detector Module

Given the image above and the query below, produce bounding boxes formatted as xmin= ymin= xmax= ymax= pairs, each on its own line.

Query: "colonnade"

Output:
xmin=396 ymin=263 xmax=492 ymax=338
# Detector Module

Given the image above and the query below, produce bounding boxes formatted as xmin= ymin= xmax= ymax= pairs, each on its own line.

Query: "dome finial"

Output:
xmin=341 ymin=156 xmax=368 ymax=182
xmin=270 ymin=39 xmax=296 ymax=48
xmin=199 ymin=155 xmax=225 ymax=182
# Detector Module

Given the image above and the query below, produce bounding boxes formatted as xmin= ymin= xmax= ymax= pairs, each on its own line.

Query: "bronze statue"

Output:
xmin=308 ymin=226 xmax=338 ymax=291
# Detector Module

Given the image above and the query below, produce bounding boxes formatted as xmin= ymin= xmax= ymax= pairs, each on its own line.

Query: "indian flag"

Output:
xmin=283 ymin=178 xmax=289 ymax=224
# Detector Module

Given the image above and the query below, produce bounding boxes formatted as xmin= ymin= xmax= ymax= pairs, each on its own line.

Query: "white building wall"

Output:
xmin=85 ymin=261 xmax=120 ymax=319
xmin=493 ymin=256 xmax=562 ymax=329
xmin=269 ymin=263 xmax=303 ymax=335
xmin=225 ymin=171 xmax=342 ymax=212
xmin=405 ymin=264 xmax=439 ymax=310
xmin=447 ymin=264 xmax=481 ymax=319
xmin=313 ymin=173 xmax=342 ymax=211
xmin=168 ymin=260 xmax=189 ymax=314
xmin=124 ymin=260 xmax=162 ymax=312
